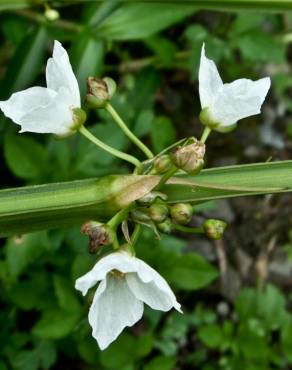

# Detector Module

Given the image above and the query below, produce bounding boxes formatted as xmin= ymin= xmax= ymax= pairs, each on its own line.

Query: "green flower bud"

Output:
xmin=170 ymin=138 xmax=205 ymax=174
xmin=153 ymin=154 xmax=173 ymax=174
xmin=44 ymin=8 xmax=60 ymax=21
xmin=85 ymin=77 xmax=116 ymax=109
xmin=131 ymin=209 xmax=151 ymax=223
xmin=81 ymin=221 xmax=113 ymax=254
xmin=148 ymin=203 xmax=169 ymax=223
xmin=138 ymin=191 xmax=168 ymax=205
xmin=157 ymin=218 xmax=173 ymax=234
xmin=203 ymin=219 xmax=227 ymax=240
xmin=170 ymin=203 xmax=193 ymax=225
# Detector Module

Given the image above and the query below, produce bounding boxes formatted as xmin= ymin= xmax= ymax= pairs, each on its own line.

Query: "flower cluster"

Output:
xmin=0 ymin=40 xmax=271 ymax=350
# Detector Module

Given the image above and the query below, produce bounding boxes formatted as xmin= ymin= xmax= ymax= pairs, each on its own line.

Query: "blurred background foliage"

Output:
xmin=1 ymin=1 xmax=292 ymax=369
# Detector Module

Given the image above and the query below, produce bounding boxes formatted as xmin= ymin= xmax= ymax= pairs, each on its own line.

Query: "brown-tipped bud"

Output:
xmin=81 ymin=221 xmax=113 ymax=254
xmin=148 ymin=203 xmax=169 ymax=223
xmin=153 ymin=155 xmax=173 ymax=174
xmin=85 ymin=77 xmax=116 ymax=109
xmin=170 ymin=138 xmax=205 ymax=174
xmin=203 ymin=219 xmax=227 ymax=240
xmin=170 ymin=203 xmax=193 ymax=225
xmin=157 ymin=218 xmax=173 ymax=234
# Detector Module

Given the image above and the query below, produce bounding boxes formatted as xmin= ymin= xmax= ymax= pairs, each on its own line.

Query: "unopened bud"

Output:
xmin=153 ymin=155 xmax=172 ymax=174
xmin=148 ymin=203 xmax=169 ymax=223
xmin=170 ymin=203 xmax=193 ymax=225
xmin=157 ymin=218 xmax=173 ymax=234
xmin=170 ymin=138 xmax=205 ymax=174
xmin=86 ymin=77 xmax=116 ymax=109
xmin=130 ymin=209 xmax=151 ymax=223
xmin=203 ymin=219 xmax=227 ymax=240
xmin=138 ymin=191 xmax=168 ymax=205
xmin=44 ymin=8 xmax=60 ymax=21
xmin=81 ymin=221 xmax=112 ymax=254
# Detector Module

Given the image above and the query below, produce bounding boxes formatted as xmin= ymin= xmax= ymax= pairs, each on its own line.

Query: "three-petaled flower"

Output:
xmin=75 ymin=250 xmax=181 ymax=350
xmin=199 ymin=44 xmax=271 ymax=132
xmin=0 ymin=40 xmax=84 ymax=136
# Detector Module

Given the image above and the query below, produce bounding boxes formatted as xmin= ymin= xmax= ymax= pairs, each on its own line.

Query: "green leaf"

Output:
xmin=0 ymin=26 xmax=47 ymax=97
xmin=13 ymin=341 xmax=56 ymax=370
xmin=165 ymin=253 xmax=218 ymax=290
xmin=281 ymin=315 xmax=292 ymax=363
xmin=151 ymin=116 xmax=176 ymax=154
xmin=144 ymin=356 xmax=176 ymax=370
xmin=97 ymin=3 xmax=196 ymax=40
xmin=4 ymin=134 xmax=48 ymax=180
xmin=198 ymin=324 xmax=224 ymax=348
xmin=53 ymin=274 xmax=82 ymax=313
xmin=0 ymin=0 xmax=30 ymax=11
xmin=70 ymin=32 xmax=104 ymax=97
xmin=32 ymin=309 xmax=80 ymax=339
xmin=5 ymin=231 xmax=50 ymax=277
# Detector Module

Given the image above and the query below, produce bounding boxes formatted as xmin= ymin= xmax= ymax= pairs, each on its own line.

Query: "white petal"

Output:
xmin=89 ymin=275 xmax=143 ymax=350
xmin=46 ymin=40 xmax=80 ymax=108
xmin=199 ymin=43 xmax=223 ymax=109
xmin=75 ymin=251 xmax=138 ymax=296
xmin=127 ymin=259 xmax=182 ymax=313
xmin=0 ymin=86 xmax=74 ymax=135
xmin=126 ymin=272 xmax=181 ymax=313
xmin=212 ymin=77 xmax=271 ymax=126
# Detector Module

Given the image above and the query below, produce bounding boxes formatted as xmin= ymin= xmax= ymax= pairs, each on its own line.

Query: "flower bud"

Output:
xmin=148 ymin=203 xmax=169 ymax=223
xmin=153 ymin=155 xmax=173 ymax=174
xmin=81 ymin=221 xmax=113 ymax=254
xmin=130 ymin=209 xmax=151 ymax=223
xmin=85 ymin=77 xmax=116 ymax=109
xmin=203 ymin=219 xmax=227 ymax=240
xmin=138 ymin=191 xmax=168 ymax=205
xmin=170 ymin=138 xmax=205 ymax=174
xmin=44 ymin=8 xmax=60 ymax=21
xmin=157 ymin=218 xmax=173 ymax=234
xmin=170 ymin=203 xmax=193 ymax=225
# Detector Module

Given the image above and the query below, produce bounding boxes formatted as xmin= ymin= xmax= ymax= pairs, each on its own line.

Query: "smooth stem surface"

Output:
xmin=200 ymin=126 xmax=212 ymax=143
xmin=105 ymin=103 xmax=154 ymax=159
xmin=173 ymin=224 xmax=204 ymax=234
xmin=79 ymin=125 xmax=142 ymax=171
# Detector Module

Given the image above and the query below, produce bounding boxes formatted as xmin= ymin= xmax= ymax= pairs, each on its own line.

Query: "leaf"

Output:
xmin=164 ymin=253 xmax=218 ymax=290
xmin=0 ymin=0 xmax=30 ymax=11
xmin=70 ymin=32 xmax=104 ymax=97
xmin=4 ymin=134 xmax=48 ymax=180
xmin=13 ymin=341 xmax=56 ymax=370
xmin=32 ymin=309 xmax=80 ymax=339
xmin=5 ymin=231 xmax=50 ymax=277
xmin=198 ymin=324 xmax=224 ymax=348
xmin=97 ymin=3 xmax=196 ymax=40
xmin=144 ymin=356 xmax=176 ymax=370
xmin=53 ymin=274 xmax=82 ymax=313
xmin=0 ymin=26 xmax=47 ymax=97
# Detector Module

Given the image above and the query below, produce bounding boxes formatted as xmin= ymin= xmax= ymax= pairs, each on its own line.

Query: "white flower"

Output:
xmin=0 ymin=40 xmax=82 ymax=136
xmin=199 ymin=44 xmax=271 ymax=132
xmin=75 ymin=250 xmax=181 ymax=350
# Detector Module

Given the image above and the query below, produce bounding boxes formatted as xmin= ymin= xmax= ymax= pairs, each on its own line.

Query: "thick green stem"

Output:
xmin=156 ymin=165 xmax=178 ymax=190
xmin=200 ymin=126 xmax=212 ymax=144
xmin=173 ymin=224 xmax=204 ymax=234
xmin=105 ymin=103 xmax=154 ymax=160
xmin=79 ymin=125 xmax=142 ymax=171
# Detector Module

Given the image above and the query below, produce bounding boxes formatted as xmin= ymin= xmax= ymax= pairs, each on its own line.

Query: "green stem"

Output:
xmin=130 ymin=224 xmax=141 ymax=246
xmin=156 ymin=165 xmax=178 ymax=190
xmin=200 ymin=126 xmax=212 ymax=144
xmin=107 ymin=205 xmax=134 ymax=250
xmin=79 ymin=125 xmax=142 ymax=171
xmin=105 ymin=103 xmax=154 ymax=159
xmin=173 ymin=224 xmax=204 ymax=234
